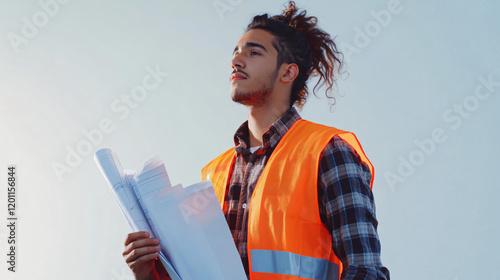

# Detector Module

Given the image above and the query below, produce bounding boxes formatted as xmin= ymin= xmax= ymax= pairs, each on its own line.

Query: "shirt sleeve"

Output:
xmin=317 ymin=136 xmax=390 ymax=280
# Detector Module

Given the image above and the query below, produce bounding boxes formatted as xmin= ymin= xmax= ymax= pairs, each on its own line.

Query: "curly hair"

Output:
xmin=246 ymin=1 xmax=343 ymax=108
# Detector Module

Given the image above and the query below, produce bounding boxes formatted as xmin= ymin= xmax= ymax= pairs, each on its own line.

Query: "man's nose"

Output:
xmin=231 ymin=53 xmax=245 ymax=69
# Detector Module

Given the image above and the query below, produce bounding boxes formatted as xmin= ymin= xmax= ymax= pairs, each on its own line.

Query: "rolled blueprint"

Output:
xmin=94 ymin=148 xmax=152 ymax=234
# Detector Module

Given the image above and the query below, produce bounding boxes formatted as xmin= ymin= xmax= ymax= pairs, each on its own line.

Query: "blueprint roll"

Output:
xmin=94 ymin=148 xmax=153 ymax=234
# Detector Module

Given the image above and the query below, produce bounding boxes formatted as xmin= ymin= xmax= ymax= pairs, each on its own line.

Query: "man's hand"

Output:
xmin=123 ymin=231 xmax=162 ymax=280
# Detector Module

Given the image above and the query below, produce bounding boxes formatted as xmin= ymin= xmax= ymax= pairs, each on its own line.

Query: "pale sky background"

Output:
xmin=1 ymin=0 xmax=499 ymax=279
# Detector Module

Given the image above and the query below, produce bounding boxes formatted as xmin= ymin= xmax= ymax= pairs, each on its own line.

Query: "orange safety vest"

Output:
xmin=201 ymin=119 xmax=374 ymax=280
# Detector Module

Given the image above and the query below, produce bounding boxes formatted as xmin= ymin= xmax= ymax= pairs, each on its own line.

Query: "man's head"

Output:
xmin=231 ymin=28 xmax=298 ymax=107
xmin=230 ymin=29 xmax=280 ymax=106
xmin=231 ymin=1 xmax=343 ymax=109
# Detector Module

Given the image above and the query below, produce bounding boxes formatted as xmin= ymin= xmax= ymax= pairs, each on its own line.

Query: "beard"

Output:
xmin=231 ymin=71 xmax=278 ymax=106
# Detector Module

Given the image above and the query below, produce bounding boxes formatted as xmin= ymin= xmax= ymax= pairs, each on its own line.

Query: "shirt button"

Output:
xmin=242 ymin=203 xmax=247 ymax=209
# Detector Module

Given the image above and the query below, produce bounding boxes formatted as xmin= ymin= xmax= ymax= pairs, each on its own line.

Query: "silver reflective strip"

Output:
xmin=251 ymin=249 xmax=340 ymax=279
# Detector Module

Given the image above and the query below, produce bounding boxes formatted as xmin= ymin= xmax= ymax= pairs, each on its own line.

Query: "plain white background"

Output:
xmin=1 ymin=0 xmax=499 ymax=279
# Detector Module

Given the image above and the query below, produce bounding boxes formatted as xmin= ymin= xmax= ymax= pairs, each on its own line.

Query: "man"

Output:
xmin=122 ymin=2 xmax=389 ymax=279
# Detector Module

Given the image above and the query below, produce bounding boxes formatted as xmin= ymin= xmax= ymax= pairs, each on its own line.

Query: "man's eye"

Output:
xmin=250 ymin=51 xmax=260 ymax=56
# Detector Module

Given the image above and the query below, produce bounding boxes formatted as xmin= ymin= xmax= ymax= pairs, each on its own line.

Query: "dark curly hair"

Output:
xmin=246 ymin=1 xmax=343 ymax=108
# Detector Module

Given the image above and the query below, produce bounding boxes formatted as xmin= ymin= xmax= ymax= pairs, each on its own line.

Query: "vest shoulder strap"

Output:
xmin=282 ymin=120 xmax=374 ymax=187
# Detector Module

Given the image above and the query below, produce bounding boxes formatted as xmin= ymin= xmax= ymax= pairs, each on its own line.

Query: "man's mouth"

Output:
xmin=231 ymin=71 xmax=248 ymax=81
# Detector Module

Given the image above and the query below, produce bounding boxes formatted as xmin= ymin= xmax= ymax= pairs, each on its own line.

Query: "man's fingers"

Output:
xmin=124 ymin=245 xmax=161 ymax=264
xmin=124 ymin=231 xmax=150 ymax=246
xmin=127 ymin=251 xmax=159 ymax=274
xmin=123 ymin=237 xmax=160 ymax=256
xmin=122 ymin=230 xmax=161 ymax=275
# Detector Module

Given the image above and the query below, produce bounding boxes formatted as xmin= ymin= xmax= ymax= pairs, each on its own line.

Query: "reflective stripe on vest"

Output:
xmin=251 ymin=250 xmax=340 ymax=280
xmin=201 ymin=119 xmax=374 ymax=280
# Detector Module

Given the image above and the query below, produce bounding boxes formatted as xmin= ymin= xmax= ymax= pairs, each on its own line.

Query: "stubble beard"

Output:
xmin=231 ymin=72 xmax=278 ymax=107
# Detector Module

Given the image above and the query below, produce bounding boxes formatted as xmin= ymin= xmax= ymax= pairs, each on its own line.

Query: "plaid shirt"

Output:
xmin=223 ymin=107 xmax=389 ymax=279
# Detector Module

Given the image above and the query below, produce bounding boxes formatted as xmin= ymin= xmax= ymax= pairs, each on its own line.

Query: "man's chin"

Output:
xmin=232 ymin=91 xmax=270 ymax=107
xmin=231 ymin=90 xmax=248 ymax=104
xmin=231 ymin=94 xmax=249 ymax=106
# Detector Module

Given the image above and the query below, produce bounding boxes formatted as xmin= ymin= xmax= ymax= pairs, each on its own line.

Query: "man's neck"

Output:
xmin=247 ymin=103 xmax=290 ymax=147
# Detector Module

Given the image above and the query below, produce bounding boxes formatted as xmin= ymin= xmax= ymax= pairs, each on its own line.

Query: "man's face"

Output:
xmin=230 ymin=29 xmax=280 ymax=106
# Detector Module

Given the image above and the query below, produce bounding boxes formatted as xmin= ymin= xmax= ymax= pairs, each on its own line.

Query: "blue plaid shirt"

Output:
xmin=224 ymin=107 xmax=389 ymax=279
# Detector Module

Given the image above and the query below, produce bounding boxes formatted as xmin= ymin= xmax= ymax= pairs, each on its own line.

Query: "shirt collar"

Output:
xmin=233 ymin=106 xmax=302 ymax=153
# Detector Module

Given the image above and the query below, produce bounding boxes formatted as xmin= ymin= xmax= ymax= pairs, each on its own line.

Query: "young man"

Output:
xmin=123 ymin=2 xmax=389 ymax=279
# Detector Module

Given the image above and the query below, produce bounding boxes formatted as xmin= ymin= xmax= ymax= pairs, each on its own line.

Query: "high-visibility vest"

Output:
xmin=201 ymin=119 xmax=374 ymax=280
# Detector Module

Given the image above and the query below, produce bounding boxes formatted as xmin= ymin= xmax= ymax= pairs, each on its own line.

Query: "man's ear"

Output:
xmin=280 ymin=63 xmax=299 ymax=83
